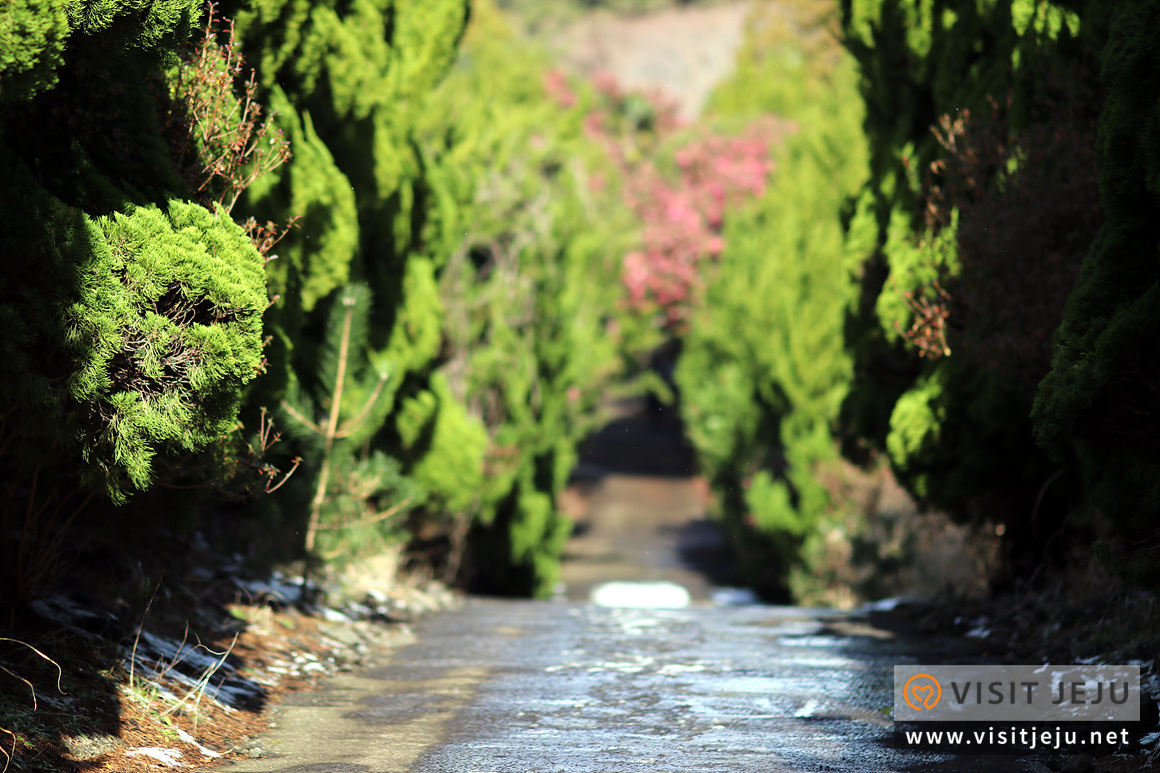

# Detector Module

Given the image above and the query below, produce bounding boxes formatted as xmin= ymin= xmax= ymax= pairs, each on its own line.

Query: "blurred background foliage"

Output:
xmin=2 ymin=0 xmax=1158 ymax=603
xmin=675 ymin=0 xmax=870 ymax=600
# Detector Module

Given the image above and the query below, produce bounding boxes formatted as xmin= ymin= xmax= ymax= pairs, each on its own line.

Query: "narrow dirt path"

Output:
xmin=557 ymin=398 xmax=736 ymax=603
xmin=218 ymin=402 xmax=1051 ymax=772
xmin=225 ymin=601 xmax=883 ymax=772
xmin=223 ymin=598 xmax=1048 ymax=773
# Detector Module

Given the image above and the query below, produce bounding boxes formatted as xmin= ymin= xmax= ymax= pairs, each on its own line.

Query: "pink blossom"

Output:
xmin=582 ymin=72 xmax=777 ymax=330
xmin=542 ymin=69 xmax=577 ymax=108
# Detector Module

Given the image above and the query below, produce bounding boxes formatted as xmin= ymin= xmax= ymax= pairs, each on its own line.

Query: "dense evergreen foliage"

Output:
xmin=674 ymin=0 xmax=1158 ymax=595
xmin=1032 ymin=0 xmax=1160 ymax=590
xmin=218 ymin=0 xmax=652 ymax=595
xmin=833 ymin=0 xmax=1116 ymax=579
xmin=213 ymin=0 xmax=478 ymax=574
xmin=3 ymin=0 xmax=1157 ymax=602
xmin=0 ymin=0 xmax=266 ymax=506
xmin=415 ymin=5 xmax=643 ymax=595
xmin=676 ymin=0 xmax=869 ymax=599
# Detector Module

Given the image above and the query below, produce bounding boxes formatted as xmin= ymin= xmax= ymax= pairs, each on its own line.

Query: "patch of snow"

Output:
xmin=342 ymin=602 xmax=374 ymax=619
xmin=965 ymin=616 xmax=991 ymax=638
xmin=121 ymin=629 xmax=264 ymax=711
xmin=174 ymin=727 xmax=221 ymax=758
xmin=794 ymin=699 xmax=820 ymax=718
xmin=187 ymin=566 xmax=214 ymax=581
xmin=234 ymin=576 xmax=300 ymax=602
xmin=30 ymin=594 xmax=116 ymax=636
xmin=711 ymin=587 xmax=760 ymax=606
xmin=590 ymin=581 xmax=691 ymax=608
xmin=861 ymin=596 xmax=924 ymax=612
xmin=126 ymin=747 xmax=184 ymax=767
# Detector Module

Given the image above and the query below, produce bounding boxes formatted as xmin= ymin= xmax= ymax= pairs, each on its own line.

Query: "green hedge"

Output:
xmin=1032 ymin=0 xmax=1160 ymax=591
xmin=676 ymin=0 xmax=869 ymax=599
xmin=417 ymin=2 xmax=641 ymax=595
xmin=223 ymin=0 xmax=645 ymax=594
xmin=836 ymin=0 xmax=1111 ymax=576
xmin=0 ymin=0 xmax=266 ymax=504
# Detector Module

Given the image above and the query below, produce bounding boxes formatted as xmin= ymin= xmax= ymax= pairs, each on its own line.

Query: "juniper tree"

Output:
xmin=0 ymin=0 xmax=70 ymax=102
xmin=1032 ymin=0 xmax=1160 ymax=591
xmin=0 ymin=0 xmax=271 ymax=503
xmin=278 ymin=283 xmax=418 ymax=558
xmin=835 ymin=0 xmax=1113 ymax=577
xmin=225 ymin=0 xmax=637 ymax=593
xmin=221 ymin=0 xmax=479 ymax=564
xmin=0 ymin=0 xmax=277 ymax=600
xmin=0 ymin=185 xmax=268 ymax=502
xmin=674 ymin=0 xmax=868 ymax=600
xmin=417 ymin=1 xmax=635 ymax=595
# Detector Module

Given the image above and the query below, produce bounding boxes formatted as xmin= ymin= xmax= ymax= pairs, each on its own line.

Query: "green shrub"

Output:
xmin=836 ymin=0 xmax=1111 ymax=576
xmin=221 ymin=0 xmax=475 ymax=567
xmin=0 ymin=188 xmax=267 ymax=502
xmin=0 ymin=0 xmax=71 ymax=102
xmin=676 ymin=0 xmax=869 ymax=599
xmin=278 ymin=283 xmax=420 ymax=559
xmin=0 ymin=0 xmax=269 ymax=504
xmin=417 ymin=1 xmax=640 ymax=595
xmin=1032 ymin=0 xmax=1160 ymax=591
xmin=0 ymin=0 xmax=276 ymax=598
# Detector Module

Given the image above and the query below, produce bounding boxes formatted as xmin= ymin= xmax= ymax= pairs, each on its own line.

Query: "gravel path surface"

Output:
xmin=223 ymin=598 xmax=1058 ymax=772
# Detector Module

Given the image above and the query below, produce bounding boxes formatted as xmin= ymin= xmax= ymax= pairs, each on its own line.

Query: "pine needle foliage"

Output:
xmin=0 ymin=0 xmax=281 ymax=602
xmin=0 ymin=0 xmax=269 ymax=504
xmin=1032 ymin=0 xmax=1160 ymax=591
xmin=416 ymin=1 xmax=639 ymax=595
xmin=0 ymin=0 xmax=71 ymax=103
xmin=835 ymin=0 xmax=1113 ymax=576
xmin=278 ymin=283 xmax=414 ymax=555
xmin=675 ymin=0 xmax=869 ymax=599
xmin=216 ymin=0 xmax=476 ymax=569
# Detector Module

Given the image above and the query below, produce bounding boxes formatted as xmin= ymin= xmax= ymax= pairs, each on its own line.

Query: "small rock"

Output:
xmin=249 ymin=747 xmax=263 ymax=759
xmin=62 ymin=733 xmax=124 ymax=760
xmin=320 ymin=607 xmax=352 ymax=623
xmin=318 ymin=621 xmax=364 ymax=647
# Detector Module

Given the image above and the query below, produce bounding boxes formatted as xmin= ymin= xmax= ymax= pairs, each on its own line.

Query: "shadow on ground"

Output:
xmin=559 ymin=397 xmax=740 ymax=602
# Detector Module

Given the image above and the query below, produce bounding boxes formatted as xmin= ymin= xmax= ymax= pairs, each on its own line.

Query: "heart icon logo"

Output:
xmin=904 ymin=674 xmax=942 ymax=711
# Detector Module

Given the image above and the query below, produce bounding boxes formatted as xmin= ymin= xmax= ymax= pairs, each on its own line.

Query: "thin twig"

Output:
xmin=279 ymin=400 xmax=324 ymax=436
xmin=313 ymin=497 xmax=413 ymax=531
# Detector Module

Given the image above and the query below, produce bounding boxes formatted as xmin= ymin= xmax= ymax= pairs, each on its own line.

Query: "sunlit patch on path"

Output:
xmin=590 ymin=580 xmax=692 ymax=608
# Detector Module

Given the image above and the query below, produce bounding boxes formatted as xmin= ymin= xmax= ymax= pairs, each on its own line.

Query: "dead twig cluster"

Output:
xmin=164 ymin=1 xmax=292 ymax=215
xmin=894 ymin=279 xmax=952 ymax=359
